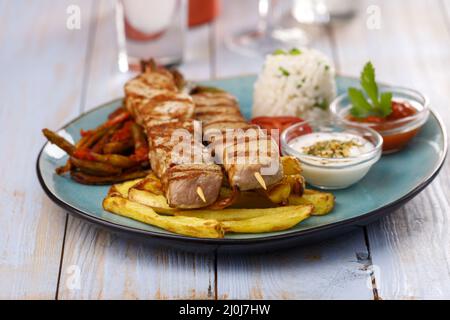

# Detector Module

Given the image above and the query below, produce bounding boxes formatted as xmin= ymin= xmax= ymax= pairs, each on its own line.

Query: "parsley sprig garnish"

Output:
xmin=279 ymin=67 xmax=290 ymax=77
xmin=273 ymin=48 xmax=302 ymax=56
xmin=348 ymin=62 xmax=393 ymax=118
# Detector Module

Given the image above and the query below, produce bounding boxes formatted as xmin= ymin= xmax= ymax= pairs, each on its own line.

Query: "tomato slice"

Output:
xmin=250 ymin=116 xmax=310 ymax=134
xmin=250 ymin=116 xmax=312 ymax=151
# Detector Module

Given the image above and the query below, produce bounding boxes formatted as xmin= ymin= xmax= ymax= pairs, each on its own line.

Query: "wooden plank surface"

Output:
xmin=217 ymin=232 xmax=374 ymax=300
xmin=213 ymin=0 xmax=373 ymax=300
xmin=444 ymin=0 xmax=450 ymax=19
xmin=0 ymin=0 xmax=94 ymax=299
xmin=332 ymin=0 xmax=450 ymax=299
xmin=57 ymin=0 xmax=216 ymax=300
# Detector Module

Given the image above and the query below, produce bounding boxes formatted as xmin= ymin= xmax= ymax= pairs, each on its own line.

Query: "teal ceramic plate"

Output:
xmin=37 ymin=76 xmax=447 ymax=246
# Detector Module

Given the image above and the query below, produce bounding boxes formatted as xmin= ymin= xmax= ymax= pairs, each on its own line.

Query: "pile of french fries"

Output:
xmin=103 ymin=157 xmax=335 ymax=238
xmin=42 ymin=108 xmax=151 ymax=185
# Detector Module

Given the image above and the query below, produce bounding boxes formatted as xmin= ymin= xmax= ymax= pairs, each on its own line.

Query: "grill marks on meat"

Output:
xmin=125 ymin=67 xmax=222 ymax=209
xmin=192 ymin=90 xmax=284 ymax=191
xmin=146 ymin=120 xmax=213 ymax=177
xmin=163 ymin=164 xmax=223 ymax=209
xmin=193 ymin=91 xmax=256 ymax=132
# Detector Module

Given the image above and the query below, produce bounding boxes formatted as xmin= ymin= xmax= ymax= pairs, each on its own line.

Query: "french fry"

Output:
xmin=174 ymin=204 xmax=308 ymax=221
xmin=108 ymin=178 xmax=144 ymax=197
xmin=132 ymin=172 xmax=163 ymax=195
xmin=265 ymin=183 xmax=291 ymax=204
xmin=288 ymin=189 xmax=335 ymax=216
xmin=221 ymin=205 xmax=312 ymax=233
xmin=281 ymin=156 xmax=302 ymax=175
xmin=128 ymin=188 xmax=175 ymax=214
xmin=259 ymin=157 xmax=304 ymax=204
xmin=264 ymin=174 xmax=304 ymax=204
xmin=103 ymin=196 xmax=224 ymax=238
xmin=283 ymin=174 xmax=305 ymax=195
xmin=101 ymin=162 xmax=334 ymax=238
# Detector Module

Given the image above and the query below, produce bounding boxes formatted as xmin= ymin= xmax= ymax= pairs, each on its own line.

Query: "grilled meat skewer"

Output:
xmin=191 ymin=88 xmax=284 ymax=191
xmin=125 ymin=64 xmax=223 ymax=209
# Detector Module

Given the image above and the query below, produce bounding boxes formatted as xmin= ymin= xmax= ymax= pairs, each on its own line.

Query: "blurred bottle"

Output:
xmin=188 ymin=0 xmax=220 ymax=27
xmin=116 ymin=0 xmax=187 ymax=72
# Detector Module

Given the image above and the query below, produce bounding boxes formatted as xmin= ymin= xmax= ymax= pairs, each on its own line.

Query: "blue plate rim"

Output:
xmin=36 ymin=92 xmax=448 ymax=246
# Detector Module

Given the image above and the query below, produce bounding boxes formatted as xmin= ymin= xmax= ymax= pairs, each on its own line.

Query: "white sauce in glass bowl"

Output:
xmin=286 ymin=132 xmax=379 ymax=189
xmin=289 ymin=132 xmax=374 ymax=161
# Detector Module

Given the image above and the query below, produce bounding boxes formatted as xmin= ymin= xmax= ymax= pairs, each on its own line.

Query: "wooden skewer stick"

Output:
xmin=196 ymin=186 xmax=207 ymax=203
xmin=254 ymin=172 xmax=267 ymax=190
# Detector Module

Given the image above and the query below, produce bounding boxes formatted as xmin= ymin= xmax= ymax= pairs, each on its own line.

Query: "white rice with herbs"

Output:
xmin=253 ymin=48 xmax=336 ymax=119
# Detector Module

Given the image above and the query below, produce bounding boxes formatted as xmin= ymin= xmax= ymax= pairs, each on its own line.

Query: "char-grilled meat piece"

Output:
xmin=124 ymin=66 xmax=223 ymax=208
xmin=192 ymin=89 xmax=283 ymax=191
xmin=163 ymin=164 xmax=223 ymax=209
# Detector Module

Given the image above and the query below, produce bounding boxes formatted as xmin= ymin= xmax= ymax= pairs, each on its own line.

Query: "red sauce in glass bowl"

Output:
xmin=347 ymin=101 xmax=420 ymax=153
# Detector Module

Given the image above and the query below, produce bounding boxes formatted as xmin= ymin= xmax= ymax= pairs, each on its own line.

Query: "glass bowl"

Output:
xmin=281 ymin=120 xmax=383 ymax=190
xmin=330 ymin=86 xmax=429 ymax=154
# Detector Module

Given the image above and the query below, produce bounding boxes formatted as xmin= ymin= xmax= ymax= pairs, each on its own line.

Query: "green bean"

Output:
xmin=70 ymin=170 xmax=149 ymax=185
xmin=108 ymin=107 xmax=126 ymax=120
xmin=77 ymin=127 xmax=109 ymax=149
xmin=90 ymin=123 xmax=124 ymax=153
xmin=91 ymin=153 xmax=137 ymax=168
xmin=131 ymin=123 xmax=147 ymax=151
xmin=42 ymin=129 xmax=75 ymax=155
xmin=91 ymin=130 xmax=112 ymax=153
xmin=103 ymin=139 xmax=134 ymax=154
xmin=73 ymin=148 xmax=138 ymax=168
xmin=70 ymin=157 xmax=122 ymax=177
xmin=55 ymin=160 xmax=72 ymax=175
xmin=77 ymin=112 xmax=128 ymax=149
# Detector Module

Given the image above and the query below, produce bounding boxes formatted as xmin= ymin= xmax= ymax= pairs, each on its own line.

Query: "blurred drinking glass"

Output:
xmin=227 ymin=0 xmax=309 ymax=57
xmin=116 ymin=0 xmax=187 ymax=72
xmin=291 ymin=0 xmax=358 ymax=25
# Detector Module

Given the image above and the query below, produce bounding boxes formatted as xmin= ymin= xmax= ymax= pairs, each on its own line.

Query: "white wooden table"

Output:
xmin=1 ymin=0 xmax=450 ymax=300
